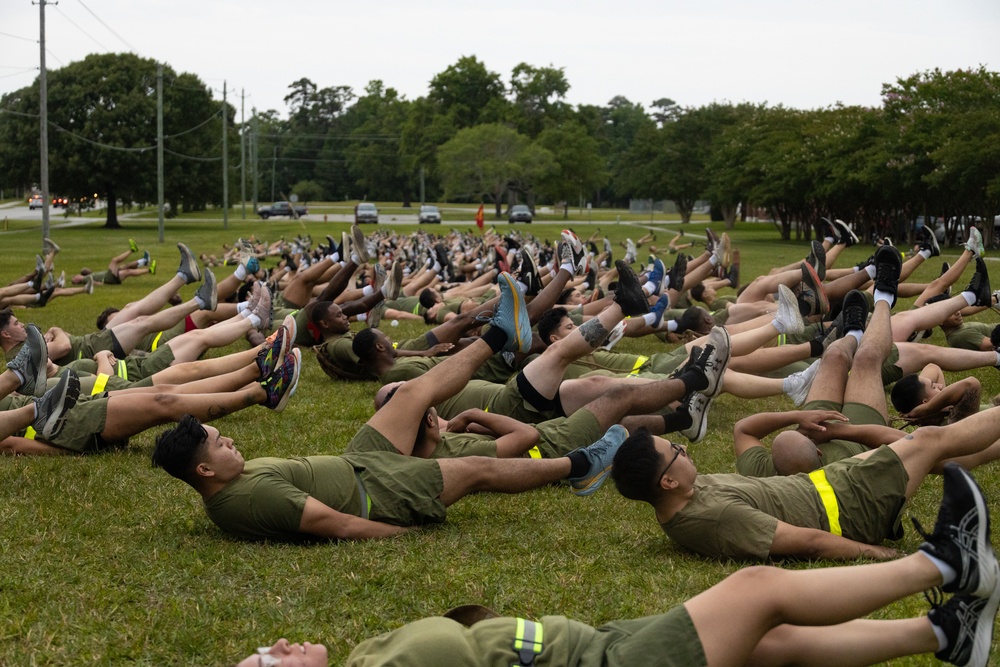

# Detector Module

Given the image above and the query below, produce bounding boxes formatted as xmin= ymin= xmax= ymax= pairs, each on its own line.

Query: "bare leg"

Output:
xmin=164 ymin=316 xmax=254 ymax=363
xmin=101 ymin=387 xmax=266 ymax=439
xmin=437 ymin=455 xmax=572 ymax=505
xmin=148 ymin=347 xmax=260 ymax=386
xmin=114 ymin=274 xmax=188 ymax=323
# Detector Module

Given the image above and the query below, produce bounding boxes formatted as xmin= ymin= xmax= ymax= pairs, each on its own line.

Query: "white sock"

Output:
xmin=236 ymin=300 xmax=249 ymax=314
xmin=994 ymin=350 xmax=1000 ymax=367
xmin=666 ymin=320 xmax=679 ymax=332
xmin=560 ymin=262 xmax=575 ymax=274
xmin=244 ymin=312 xmax=262 ymax=328
xmin=234 ymin=264 xmax=247 ymax=280
xmin=921 ymin=551 xmax=957 ymax=587
xmin=327 ymin=252 xmax=340 ymax=264
xmin=10 ymin=368 xmax=25 ymax=385
xmin=176 ymin=271 xmax=187 ymax=282
xmin=709 ymin=255 xmax=719 ymax=267
xmin=642 ymin=280 xmax=656 ymax=294
xmin=642 ymin=312 xmax=656 ymax=326
xmin=931 ymin=622 xmax=949 ymax=652
xmin=432 ymin=261 xmax=442 ymax=273
xmin=356 ymin=312 xmax=367 ymax=322
xmin=825 ymin=236 xmax=835 ymax=244
xmin=772 ymin=317 xmax=787 ymax=334
xmin=873 ymin=289 xmax=894 ymax=304
xmin=136 ymin=258 xmax=149 ymax=267
xmin=848 ymin=329 xmax=863 ymax=344
xmin=194 ymin=295 xmax=207 ymax=309
xmin=919 ymin=248 xmax=932 ymax=260
xmin=865 ymin=265 xmax=877 ymax=280
xmin=961 ymin=291 xmax=976 ymax=306
xmin=362 ymin=285 xmax=375 ymax=297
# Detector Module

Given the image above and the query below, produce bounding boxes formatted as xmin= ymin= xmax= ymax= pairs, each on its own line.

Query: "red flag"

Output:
xmin=475 ymin=204 xmax=485 ymax=230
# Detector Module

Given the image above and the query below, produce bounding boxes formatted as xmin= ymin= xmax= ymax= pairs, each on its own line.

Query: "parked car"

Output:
xmin=52 ymin=196 xmax=68 ymax=208
xmin=257 ymin=201 xmax=307 ymax=219
xmin=418 ymin=205 xmax=442 ymax=224
xmin=355 ymin=202 xmax=379 ymax=224
xmin=508 ymin=204 xmax=532 ymax=224
xmin=28 ymin=195 xmax=43 ymax=210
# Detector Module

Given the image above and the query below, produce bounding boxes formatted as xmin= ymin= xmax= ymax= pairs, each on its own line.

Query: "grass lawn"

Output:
xmin=0 ymin=218 xmax=996 ymax=665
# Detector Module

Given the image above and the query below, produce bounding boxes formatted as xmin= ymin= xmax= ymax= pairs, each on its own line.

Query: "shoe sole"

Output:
xmin=969 ymin=571 xmax=1000 ymax=667
xmin=951 ymin=465 xmax=998 ymax=597
xmin=177 ymin=243 xmax=201 ymax=283
xmin=572 ymin=466 xmax=611 ymax=496
xmin=351 ymin=225 xmax=370 ymax=263
xmin=38 ymin=371 xmax=80 ymax=439
xmin=497 ymin=272 xmax=531 ymax=353
xmin=703 ymin=328 xmax=731 ymax=398
xmin=269 ymin=350 xmax=301 ymax=413
xmin=777 ymin=284 xmax=805 ymax=334
xmin=681 ymin=395 xmax=712 ymax=442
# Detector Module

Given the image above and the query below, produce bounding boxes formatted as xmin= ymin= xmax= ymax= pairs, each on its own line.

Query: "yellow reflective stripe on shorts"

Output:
xmin=116 ymin=359 xmax=128 ymax=380
xmin=412 ymin=303 xmax=421 ymax=314
xmin=512 ymin=618 xmax=543 ymax=666
xmin=24 ymin=426 xmax=36 ymax=440
xmin=809 ymin=469 xmax=842 ymax=536
xmin=92 ymin=373 xmax=110 ymax=395
xmin=527 ymin=446 xmax=541 ymax=459
xmin=629 ymin=355 xmax=649 ymax=376
xmin=150 ymin=330 xmax=164 ymax=352
xmin=354 ymin=472 xmax=372 ymax=519
xmin=777 ymin=333 xmax=787 ymax=346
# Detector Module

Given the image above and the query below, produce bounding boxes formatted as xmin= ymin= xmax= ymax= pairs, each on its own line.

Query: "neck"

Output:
xmin=653 ymin=486 xmax=695 ymax=524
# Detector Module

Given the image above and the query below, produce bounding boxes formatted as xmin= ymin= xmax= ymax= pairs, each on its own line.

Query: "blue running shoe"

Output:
xmin=647 ymin=258 xmax=665 ymax=296
xmin=568 ymin=425 xmax=629 ymax=496
xmin=492 ymin=272 xmax=532 ymax=353
xmin=649 ymin=293 xmax=670 ymax=328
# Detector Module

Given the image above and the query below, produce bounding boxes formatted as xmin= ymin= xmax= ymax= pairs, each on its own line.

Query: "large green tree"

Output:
xmin=437 ymin=123 xmax=554 ymax=217
xmin=0 ymin=52 xmax=229 ymax=228
xmin=536 ymin=121 xmax=607 ymax=217
xmin=428 ymin=56 xmax=507 ymax=129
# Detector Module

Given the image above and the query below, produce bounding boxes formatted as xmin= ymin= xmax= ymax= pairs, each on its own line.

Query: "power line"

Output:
xmin=75 ymin=0 xmax=138 ymax=53
xmin=0 ymin=30 xmax=36 ymax=42
xmin=0 ymin=68 xmax=37 ymax=81
xmin=163 ymin=147 xmax=220 ymax=162
xmin=53 ymin=5 xmax=110 ymax=51
xmin=163 ymin=109 xmax=220 ymax=139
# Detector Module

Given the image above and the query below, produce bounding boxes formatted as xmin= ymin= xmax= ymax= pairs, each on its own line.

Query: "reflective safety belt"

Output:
xmin=809 ymin=469 xmax=842 ymax=535
xmin=354 ymin=472 xmax=372 ymax=520
xmin=412 ymin=303 xmax=421 ymax=315
xmin=116 ymin=359 xmax=128 ymax=380
xmin=511 ymin=618 xmax=543 ymax=667
xmin=92 ymin=373 xmax=110 ymax=395
xmin=776 ymin=333 xmax=787 ymax=346
xmin=23 ymin=426 xmax=36 ymax=440
xmin=628 ymin=355 xmax=649 ymax=376
xmin=150 ymin=330 xmax=164 ymax=352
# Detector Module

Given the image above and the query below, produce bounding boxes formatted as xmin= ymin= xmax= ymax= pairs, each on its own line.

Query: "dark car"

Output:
xmin=257 ymin=201 xmax=307 ymax=219
xmin=508 ymin=204 xmax=532 ymax=224
xmin=418 ymin=205 xmax=442 ymax=224
xmin=356 ymin=202 xmax=379 ymax=224
xmin=52 ymin=196 xmax=68 ymax=208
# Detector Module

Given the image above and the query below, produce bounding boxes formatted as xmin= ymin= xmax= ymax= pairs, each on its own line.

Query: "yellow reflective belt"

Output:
xmin=354 ymin=472 xmax=372 ymax=519
xmin=412 ymin=303 xmax=421 ymax=314
xmin=116 ymin=359 xmax=128 ymax=380
xmin=150 ymin=330 xmax=164 ymax=352
xmin=527 ymin=446 xmax=541 ymax=459
xmin=512 ymin=618 xmax=544 ymax=666
xmin=92 ymin=373 xmax=109 ymax=395
xmin=809 ymin=469 xmax=842 ymax=536
xmin=777 ymin=333 xmax=787 ymax=346
xmin=629 ymin=355 xmax=649 ymax=376
xmin=24 ymin=426 xmax=36 ymax=440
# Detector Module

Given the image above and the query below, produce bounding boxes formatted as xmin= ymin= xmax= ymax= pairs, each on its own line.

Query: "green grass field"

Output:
xmin=0 ymin=218 xmax=996 ymax=665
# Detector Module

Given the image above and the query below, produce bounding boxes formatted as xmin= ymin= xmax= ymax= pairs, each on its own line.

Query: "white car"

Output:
xmin=418 ymin=205 xmax=442 ymax=224
xmin=28 ymin=195 xmax=43 ymax=210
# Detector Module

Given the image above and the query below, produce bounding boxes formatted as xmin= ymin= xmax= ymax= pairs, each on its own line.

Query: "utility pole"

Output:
xmin=420 ymin=165 xmax=425 ymax=205
xmin=270 ymin=146 xmax=276 ymax=202
xmin=240 ymin=88 xmax=246 ymax=219
xmin=36 ymin=0 xmax=56 ymax=245
xmin=221 ymin=81 xmax=229 ymax=230
xmin=157 ymin=64 xmax=164 ymax=243
xmin=251 ymin=108 xmax=258 ymax=211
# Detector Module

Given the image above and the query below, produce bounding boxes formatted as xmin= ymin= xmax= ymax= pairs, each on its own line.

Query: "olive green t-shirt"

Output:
xmin=316 ymin=334 xmax=378 ymax=381
xmin=945 ymin=321 xmax=993 ymax=351
xmin=386 ymin=296 xmax=426 ymax=317
xmin=204 ymin=456 xmax=360 ymax=541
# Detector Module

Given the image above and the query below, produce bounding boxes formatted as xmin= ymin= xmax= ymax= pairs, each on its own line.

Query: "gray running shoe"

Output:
xmin=698 ymin=327 xmax=731 ymax=398
xmin=43 ymin=237 xmax=60 ymax=255
xmin=384 ymin=260 xmax=403 ymax=300
xmin=776 ymin=284 xmax=805 ymax=334
xmin=783 ymin=359 xmax=820 ymax=407
xmin=568 ymin=424 xmax=629 ymax=496
xmin=679 ymin=392 xmax=713 ymax=443
xmin=32 ymin=369 xmax=80 ymax=439
xmin=351 ymin=224 xmax=370 ymax=263
xmin=7 ymin=323 xmax=47 ymax=397
xmin=965 ymin=227 xmax=985 ymax=259
xmin=177 ymin=242 xmax=201 ymax=284
xmin=196 ymin=268 xmax=218 ymax=311
xmin=491 ymin=272 xmax=532 ymax=353
xmin=928 ymin=590 xmax=1000 ymax=667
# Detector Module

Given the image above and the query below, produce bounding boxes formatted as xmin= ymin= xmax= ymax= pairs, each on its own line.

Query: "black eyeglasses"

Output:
xmin=656 ymin=442 xmax=686 ymax=485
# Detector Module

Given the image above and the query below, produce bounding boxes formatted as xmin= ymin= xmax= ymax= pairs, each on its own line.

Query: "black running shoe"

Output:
xmin=928 ymin=590 xmax=1000 ymax=667
xmin=966 ymin=257 xmax=992 ymax=307
xmin=613 ymin=260 xmax=649 ymax=317
xmin=669 ymin=252 xmax=688 ymax=291
xmin=915 ymin=463 xmax=998 ymax=598
xmin=841 ymin=289 xmax=869 ymax=334
xmin=807 ymin=240 xmax=826 ymax=281
xmin=873 ymin=244 xmax=903 ymax=306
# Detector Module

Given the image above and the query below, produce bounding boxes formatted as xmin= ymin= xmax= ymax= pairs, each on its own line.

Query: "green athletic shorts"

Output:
xmin=341 ymin=448 xmax=447 ymax=526
xmin=880 ymin=344 xmax=903 ymax=385
xmin=533 ymin=409 xmax=603 ymax=458
xmin=45 ymin=397 xmax=127 ymax=453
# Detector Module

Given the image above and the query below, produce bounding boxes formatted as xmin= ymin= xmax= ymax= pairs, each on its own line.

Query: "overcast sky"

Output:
xmin=2 ymin=0 xmax=998 ymax=118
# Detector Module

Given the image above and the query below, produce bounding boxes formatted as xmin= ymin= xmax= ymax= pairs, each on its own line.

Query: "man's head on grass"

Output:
xmin=153 ymin=414 xmax=244 ymax=491
xmin=611 ymin=428 xmax=693 ymax=503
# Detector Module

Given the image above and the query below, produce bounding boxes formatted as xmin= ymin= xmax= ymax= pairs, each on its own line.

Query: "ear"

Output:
xmin=194 ymin=462 xmax=215 ymax=478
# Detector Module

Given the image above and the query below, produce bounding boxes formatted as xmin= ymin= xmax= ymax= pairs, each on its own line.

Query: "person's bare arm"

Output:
xmin=298 ymin=497 xmax=410 ymax=540
xmin=0 ymin=436 xmax=71 ymax=455
xmin=906 ymin=377 xmax=981 ymax=419
xmin=769 ymin=522 xmax=899 ymax=560
xmin=815 ymin=421 xmax=906 ymax=448
xmin=446 ymin=409 xmax=539 ymax=457
xmin=734 ymin=410 xmax=847 ymax=457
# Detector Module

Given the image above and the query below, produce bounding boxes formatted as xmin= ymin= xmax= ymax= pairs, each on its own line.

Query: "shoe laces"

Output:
xmin=923 ymin=585 xmax=945 ymax=612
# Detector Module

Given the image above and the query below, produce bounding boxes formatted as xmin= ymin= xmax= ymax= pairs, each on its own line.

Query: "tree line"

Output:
xmin=1 ymin=52 xmax=997 ymax=242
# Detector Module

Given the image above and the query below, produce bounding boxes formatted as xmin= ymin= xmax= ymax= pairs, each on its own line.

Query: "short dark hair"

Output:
xmin=152 ymin=414 xmax=209 ymax=485
xmin=536 ymin=307 xmax=569 ymax=347
xmin=891 ymin=373 xmax=926 ymax=414
xmin=352 ymin=327 xmax=380 ymax=362
xmin=610 ymin=428 xmax=663 ymax=503
xmin=556 ymin=288 xmax=576 ymax=305
xmin=0 ymin=308 xmax=13 ymax=331
xmin=307 ymin=301 xmax=332 ymax=326
xmin=96 ymin=307 xmax=120 ymax=330
xmin=690 ymin=284 xmax=706 ymax=302
xmin=418 ymin=288 xmax=439 ymax=309
xmin=678 ymin=306 xmax=713 ymax=334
